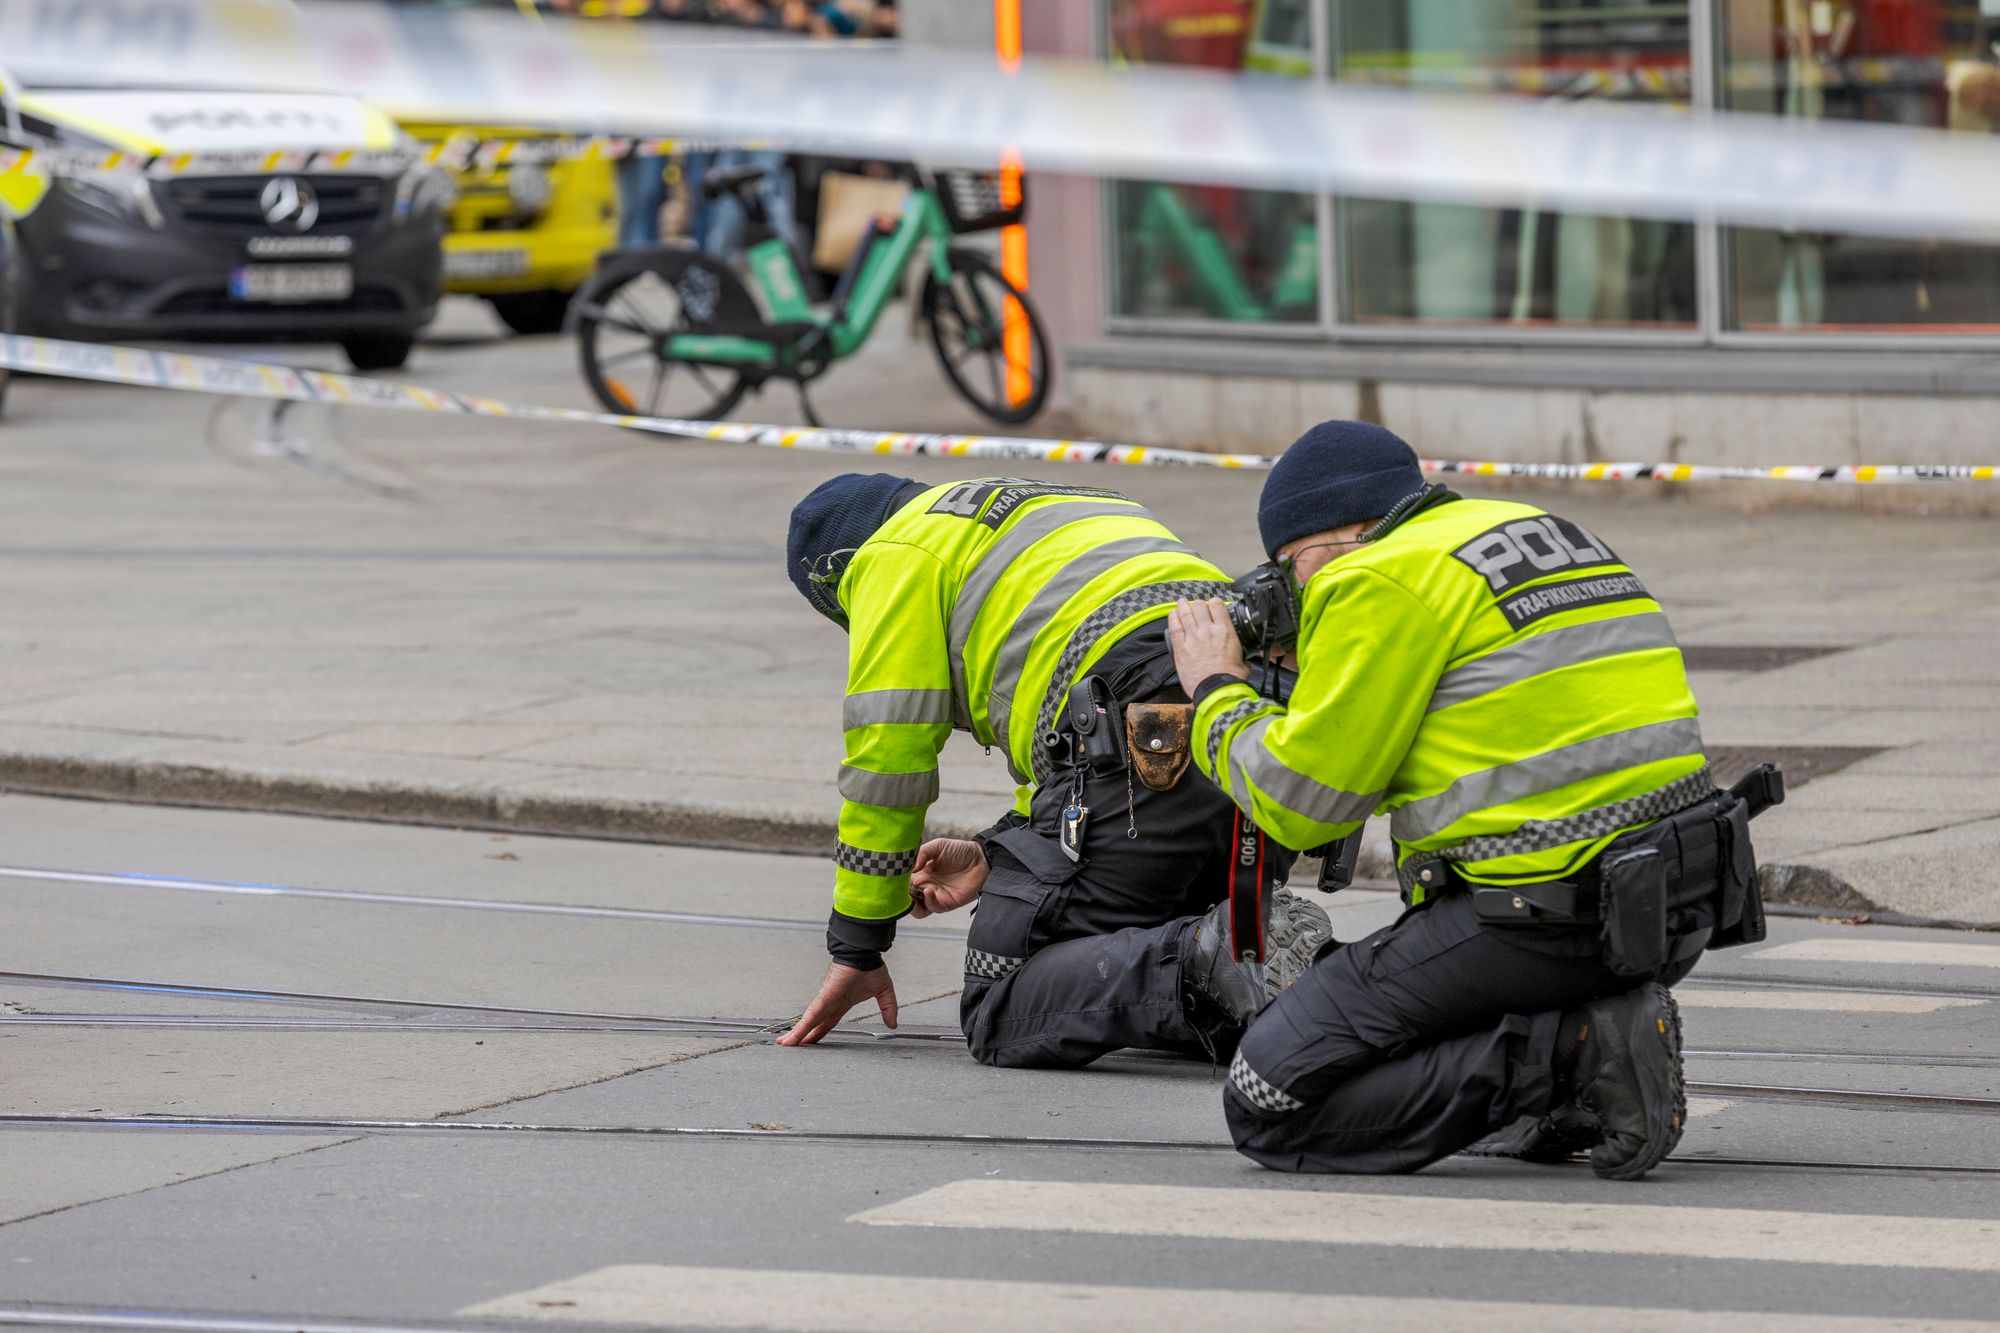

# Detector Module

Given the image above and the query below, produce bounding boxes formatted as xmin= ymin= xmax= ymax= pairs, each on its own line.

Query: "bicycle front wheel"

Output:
xmin=574 ymin=253 xmax=750 ymax=422
xmin=923 ymin=248 xmax=1052 ymax=426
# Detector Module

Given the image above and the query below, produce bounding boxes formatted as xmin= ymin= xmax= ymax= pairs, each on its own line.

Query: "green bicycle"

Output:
xmin=572 ymin=165 xmax=1052 ymax=427
xmin=1131 ymin=181 xmax=1318 ymax=324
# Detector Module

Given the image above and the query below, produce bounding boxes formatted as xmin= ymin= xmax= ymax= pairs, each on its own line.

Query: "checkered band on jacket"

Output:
xmin=1229 ymin=1050 xmax=1304 ymax=1115
xmin=833 ymin=842 xmax=919 ymax=878
xmin=1029 ymin=578 xmax=1232 ymax=784
xmin=1203 ymin=698 xmax=1271 ymax=777
xmin=1443 ymin=766 xmax=1715 ymax=865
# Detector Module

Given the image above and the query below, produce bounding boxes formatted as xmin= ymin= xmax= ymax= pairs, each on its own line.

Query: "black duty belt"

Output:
xmin=1397 ymin=766 xmax=1713 ymax=905
xmin=1414 ymin=763 xmax=1786 ymax=976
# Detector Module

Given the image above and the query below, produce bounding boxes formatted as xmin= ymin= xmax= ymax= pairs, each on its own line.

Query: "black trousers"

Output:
xmin=959 ymin=726 xmax=1287 ymax=1069
xmin=1224 ymin=889 xmax=1700 ymax=1173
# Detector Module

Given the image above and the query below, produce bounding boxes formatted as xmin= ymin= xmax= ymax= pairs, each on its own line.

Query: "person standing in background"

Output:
xmin=617 ymin=147 xmax=667 ymax=247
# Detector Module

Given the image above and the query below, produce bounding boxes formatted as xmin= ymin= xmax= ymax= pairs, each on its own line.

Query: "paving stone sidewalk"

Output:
xmin=1 ymin=301 xmax=1995 ymax=920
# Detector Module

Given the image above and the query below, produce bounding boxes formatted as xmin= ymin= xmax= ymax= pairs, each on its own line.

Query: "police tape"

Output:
xmin=0 ymin=333 xmax=1993 ymax=485
xmin=0 ymin=145 xmax=415 ymax=180
xmin=0 ymin=134 xmax=749 ymax=181
xmin=4 ymin=0 xmax=2000 ymax=242
xmin=1420 ymin=460 xmax=1997 ymax=484
xmin=417 ymin=135 xmax=743 ymax=170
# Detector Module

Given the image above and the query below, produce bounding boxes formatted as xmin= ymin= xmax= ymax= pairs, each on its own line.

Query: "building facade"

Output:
xmin=913 ymin=0 xmax=2000 ymax=476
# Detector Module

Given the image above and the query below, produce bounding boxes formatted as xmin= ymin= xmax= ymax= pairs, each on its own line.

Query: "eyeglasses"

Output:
xmin=1276 ymin=537 xmax=1370 ymax=585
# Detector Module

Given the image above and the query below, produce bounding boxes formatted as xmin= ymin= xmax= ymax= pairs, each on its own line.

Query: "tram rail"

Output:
xmin=1 ymin=1112 xmax=1996 ymax=1179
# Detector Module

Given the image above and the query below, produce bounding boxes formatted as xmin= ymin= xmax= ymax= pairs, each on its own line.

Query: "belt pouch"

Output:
xmin=1709 ymin=795 xmax=1768 ymax=949
xmin=1067 ymin=676 xmax=1126 ymax=775
xmin=1125 ymin=702 xmax=1193 ymax=791
xmin=1599 ymin=845 xmax=1669 ymax=976
xmin=1470 ymin=880 xmax=1588 ymax=925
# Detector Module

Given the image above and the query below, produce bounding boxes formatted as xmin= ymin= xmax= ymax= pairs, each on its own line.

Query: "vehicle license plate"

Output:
xmin=444 ymin=248 xmax=530 ymax=279
xmin=230 ymin=264 xmax=354 ymax=303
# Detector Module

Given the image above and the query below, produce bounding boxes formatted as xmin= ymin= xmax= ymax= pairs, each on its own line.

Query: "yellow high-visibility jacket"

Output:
xmin=832 ymin=478 xmax=1228 ymax=923
xmin=1193 ymin=496 xmax=1707 ymax=902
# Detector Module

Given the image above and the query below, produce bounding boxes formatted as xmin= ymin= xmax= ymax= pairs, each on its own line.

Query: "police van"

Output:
xmin=0 ymin=67 xmax=451 ymax=370
xmin=0 ymin=197 xmax=23 ymax=419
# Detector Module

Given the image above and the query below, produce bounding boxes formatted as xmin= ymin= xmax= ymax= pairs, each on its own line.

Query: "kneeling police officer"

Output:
xmin=1167 ymin=421 xmax=1776 ymax=1179
xmin=777 ymin=472 xmax=1330 ymax=1066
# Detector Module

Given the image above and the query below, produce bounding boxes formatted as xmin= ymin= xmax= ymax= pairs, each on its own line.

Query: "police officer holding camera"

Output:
xmin=777 ymin=473 xmax=1330 ymax=1067
xmin=1167 ymin=421 xmax=1776 ymax=1179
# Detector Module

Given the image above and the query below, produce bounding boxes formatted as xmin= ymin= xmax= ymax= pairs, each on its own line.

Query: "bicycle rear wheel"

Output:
xmin=923 ymin=248 xmax=1052 ymax=426
xmin=574 ymin=252 xmax=751 ymax=422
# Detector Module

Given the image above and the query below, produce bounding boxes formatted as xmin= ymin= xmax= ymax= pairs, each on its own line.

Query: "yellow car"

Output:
xmin=397 ymin=123 xmax=618 ymax=335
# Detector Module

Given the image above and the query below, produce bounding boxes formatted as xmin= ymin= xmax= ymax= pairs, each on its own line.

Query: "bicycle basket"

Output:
xmin=934 ymin=168 xmax=1027 ymax=234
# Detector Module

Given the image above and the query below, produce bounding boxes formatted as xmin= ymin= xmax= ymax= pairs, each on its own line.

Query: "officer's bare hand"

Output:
xmin=1168 ymin=597 xmax=1249 ymax=698
xmin=909 ymin=837 xmax=988 ymax=917
xmin=777 ymin=961 xmax=898 ymax=1046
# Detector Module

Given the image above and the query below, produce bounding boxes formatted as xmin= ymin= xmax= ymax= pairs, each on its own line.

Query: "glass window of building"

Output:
xmin=1332 ymin=0 xmax=1697 ymax=329
xmin=1721 ymin=0 xmax=2000 ymax=332
xmin=1106 ymin=0 xmax=1322 ymax=325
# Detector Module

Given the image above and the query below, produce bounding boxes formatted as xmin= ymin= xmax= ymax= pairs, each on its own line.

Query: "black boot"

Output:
xmin=1181 ymin=899 xmax=1264 ymax=1026
xmin=1473 ymin=1103 xmax=1603 ymax=1163
xmin=1568 ymin=983 xmax=1686 ymax=1181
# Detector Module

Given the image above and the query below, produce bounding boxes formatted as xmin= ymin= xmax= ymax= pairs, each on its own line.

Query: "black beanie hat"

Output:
xmin=1257 ymin=420 xmax=1427 ymax=558
xmin=786 ymin=472 xmax=923 ymax=626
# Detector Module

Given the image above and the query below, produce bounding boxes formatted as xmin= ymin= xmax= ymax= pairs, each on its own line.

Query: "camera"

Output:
xmin=1225 ymin=562 xmax=1301 ymax=654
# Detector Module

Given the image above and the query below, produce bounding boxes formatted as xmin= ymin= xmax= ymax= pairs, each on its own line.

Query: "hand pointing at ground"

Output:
xmin=777 ymin=961 xmax=899 ymax=1046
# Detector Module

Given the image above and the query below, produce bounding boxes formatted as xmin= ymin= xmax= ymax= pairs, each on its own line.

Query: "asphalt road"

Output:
xmin=3 ymin=790 xmax=1999 ymax=1332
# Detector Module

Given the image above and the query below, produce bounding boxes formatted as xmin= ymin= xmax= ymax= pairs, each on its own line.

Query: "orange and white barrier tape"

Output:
xmin=0 ymin=135 xmax=754 ymax=181
xmin=0 ymin=333 xmax=1992 ymax=484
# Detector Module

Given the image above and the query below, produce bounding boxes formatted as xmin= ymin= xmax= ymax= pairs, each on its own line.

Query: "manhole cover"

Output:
xmin=1681 ymin=644 xmax=1852 ymax=673
xmin=1704 ymin=745 xmax=1884 ymax=790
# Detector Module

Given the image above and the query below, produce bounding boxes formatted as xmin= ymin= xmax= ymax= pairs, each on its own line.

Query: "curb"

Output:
xmin=0 ymin=750 xmax=1896 ymax=920
xmin=0 ymin=751 xmax=872 ymax=859
xmin=1755 ymin=861 xmax=1879 ymax=914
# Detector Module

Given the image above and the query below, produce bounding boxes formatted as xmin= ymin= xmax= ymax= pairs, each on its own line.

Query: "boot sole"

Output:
xmin=1263 ymin=895 xmax=1334 ymax=1000
xmin=1592 ymin=984 xmax=1686 ymax=1182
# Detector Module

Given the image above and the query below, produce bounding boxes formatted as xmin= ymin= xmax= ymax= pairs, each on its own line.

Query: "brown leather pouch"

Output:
xmin=1125 ymin=702 xmax=1193 ymax=792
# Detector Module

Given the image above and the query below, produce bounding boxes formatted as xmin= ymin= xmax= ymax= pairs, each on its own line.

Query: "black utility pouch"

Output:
xmin=1600 ymin=845 xmax=1669 ymax=976
xmin=1066 ymin=675 xmax=1126 ymax=775
xmin=1708 ymin=794 xmax=1767 ymax=949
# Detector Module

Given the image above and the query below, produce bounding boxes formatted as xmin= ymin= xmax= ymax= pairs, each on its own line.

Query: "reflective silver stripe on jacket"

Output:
xmin=842 ymin=688 xmax=955 ymax=730
xmin=837 ymin=765 xmax=941 ymax=808
xmin=1231 ymin=714 xmax=1381 ymax=830
xmin=1427 ymin=613 xmax=1681 ymax=715
xmin=1390 ymin=716 xmax=1707 ymax=844
xmin=833 ymin=842 xmax=919 ymax=877
xmin=1444 ymin=765 xmax=1715 ymax=864
xmin=945 ymin=500 xmax=1146 ymax=733
xmin=1029 ymin=578 xmax=1231 ymax=784
xmin=985 ymin=534 xmax=1196 ymax=764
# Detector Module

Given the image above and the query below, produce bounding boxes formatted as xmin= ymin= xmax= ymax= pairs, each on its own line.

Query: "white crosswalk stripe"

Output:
xmin=1678 ymin=987 xmax=1986 ymax=1013
xmin=1753 ymin=940 xmax=2000 ymax=970
xmin=457 ymin=1264 xmax=1999 ymax=1331
xmin=853 ymin=1181 xmax=2000 ymax=1273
